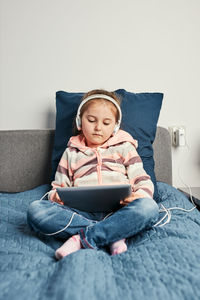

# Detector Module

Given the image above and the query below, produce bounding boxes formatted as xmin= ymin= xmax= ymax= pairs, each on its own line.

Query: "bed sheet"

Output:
xmin=0 ymin=183 xmax=200 ymax=300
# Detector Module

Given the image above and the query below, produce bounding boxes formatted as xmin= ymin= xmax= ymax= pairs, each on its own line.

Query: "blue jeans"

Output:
xmin=27 ymin=198 xmax=159 ymax=250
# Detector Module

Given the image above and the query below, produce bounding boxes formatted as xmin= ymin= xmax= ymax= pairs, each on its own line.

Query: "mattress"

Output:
xmin=0 ymin=182 xmax=200 ymax=300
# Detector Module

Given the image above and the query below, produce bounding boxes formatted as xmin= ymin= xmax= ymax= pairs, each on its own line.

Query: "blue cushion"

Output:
xmin=51 ymin=89 xmax=163 ymax=200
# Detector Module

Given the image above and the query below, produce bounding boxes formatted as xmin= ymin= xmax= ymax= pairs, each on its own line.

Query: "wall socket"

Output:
xmin=168 ymin=126 xmax=186 ymax=147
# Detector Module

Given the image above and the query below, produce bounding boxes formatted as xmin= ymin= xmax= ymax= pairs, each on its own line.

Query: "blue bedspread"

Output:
xmin=1 ymin=183 xmax=200 ymax=300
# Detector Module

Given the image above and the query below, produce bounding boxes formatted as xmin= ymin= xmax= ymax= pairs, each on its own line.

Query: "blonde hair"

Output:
xmin=73 ymin=89 xmax=121 ymax=135
xmin=80 ymin=89 xmax=121 ymax=121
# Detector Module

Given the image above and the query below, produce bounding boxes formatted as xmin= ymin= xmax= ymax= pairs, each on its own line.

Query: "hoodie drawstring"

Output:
xmin=94 ymin=148 xmax=102 ymax=184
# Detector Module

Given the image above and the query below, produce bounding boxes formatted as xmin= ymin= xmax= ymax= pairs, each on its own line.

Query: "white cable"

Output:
xmin=160 ymin=209 xmax=171 ymax=227
xmin=39 ymin=191 xmax=51 ymax=201
xmin=165 ymin=206 xmax=196 ymax=213
xmin=153 ymin=204 xmax=171 ymax=227
xmin=41 ymin=212 xmax=76 ymax=236
xmin=154 ymin=131 xmax=197 ymax=228
xmin=154 ymin=199 xmax=196 ymax=228
xmin=37 ymin=191 xmax=76 ymax=236
xmin=178 ymin=166 xmax=196 ymax=209
xmin=153 ymin=208 xmax=168 ymax=227
xmin=177 ymin=135 xmax=196 ymax=208
xmin=103 ymin=212 xmax=113 ymax=220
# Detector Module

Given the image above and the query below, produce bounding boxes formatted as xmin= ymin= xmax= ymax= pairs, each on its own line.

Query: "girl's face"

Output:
xmin=81 ymin=101 xmax=117 ymax=148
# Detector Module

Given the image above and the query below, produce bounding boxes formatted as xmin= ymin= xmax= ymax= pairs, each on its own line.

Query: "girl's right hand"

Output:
xmin=49 ymin=190 xmax=61 ymax=202
xmin=50 ymin=182 xmax=67 ymax=202
xmin=53 ymin=192 xmax=61 ymax=202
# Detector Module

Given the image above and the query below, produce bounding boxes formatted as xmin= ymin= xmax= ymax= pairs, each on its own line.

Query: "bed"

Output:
xmin=0 ymin=126 xmax=200 ymax=300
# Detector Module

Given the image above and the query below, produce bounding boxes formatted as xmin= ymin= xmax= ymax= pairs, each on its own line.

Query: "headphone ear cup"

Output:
xmin=113 ymin=124 xmax=120 ymax=135
xmin=76 ymin=116 xmax=81 ymax=131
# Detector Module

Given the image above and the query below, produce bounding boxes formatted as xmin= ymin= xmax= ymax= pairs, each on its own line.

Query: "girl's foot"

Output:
xmin=55 ymin=234 xmax=82 ymax=260
xmin=110 ymin=239 xmax=127 ymax=255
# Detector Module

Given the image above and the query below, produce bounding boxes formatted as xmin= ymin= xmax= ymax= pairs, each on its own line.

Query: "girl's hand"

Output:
xmin=50 ymin=182 xmax=67 ymax=202
xmin=120 ymin=196 xmax=135 ymax=206
xmin=53 ymin=192 xmax=61 ymax=202
xmin=50 ymin=191 xmax=61 ymax=202
xmin=120 ymin=193 xmax=142 ymax=206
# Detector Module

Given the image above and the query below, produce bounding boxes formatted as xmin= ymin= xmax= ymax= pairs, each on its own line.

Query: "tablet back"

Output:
xmin=57 ymin=184 xmax=132 ymax=212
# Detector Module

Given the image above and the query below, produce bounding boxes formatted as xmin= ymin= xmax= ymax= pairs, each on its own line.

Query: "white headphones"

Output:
xmin=75 ymin=94 xmax=122 ymax=134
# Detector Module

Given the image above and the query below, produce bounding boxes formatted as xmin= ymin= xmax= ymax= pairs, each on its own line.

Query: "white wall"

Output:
xmin=1 ymin=0 xmax=200 ymax=187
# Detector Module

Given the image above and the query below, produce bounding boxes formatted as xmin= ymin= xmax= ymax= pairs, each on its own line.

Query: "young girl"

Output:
xmin=27 ymin=89 xmax=159 ymax=259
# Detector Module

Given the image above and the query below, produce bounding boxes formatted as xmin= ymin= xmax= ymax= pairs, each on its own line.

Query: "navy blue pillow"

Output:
xmin=51 ymin=89 xmax=163 ymax=200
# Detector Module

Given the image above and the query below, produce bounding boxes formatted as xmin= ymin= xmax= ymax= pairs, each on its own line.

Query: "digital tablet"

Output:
xmin=56 ymin=184 xmax=132 ymax=212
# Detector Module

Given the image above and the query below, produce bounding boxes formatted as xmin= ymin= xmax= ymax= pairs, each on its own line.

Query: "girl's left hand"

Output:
xmin=120 ymin=192 xmax=142 ymax=206
xmin=120 ymin=196 xmax=135 ymax=206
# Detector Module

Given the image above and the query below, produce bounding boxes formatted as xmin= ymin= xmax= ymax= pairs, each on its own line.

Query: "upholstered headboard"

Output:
xmin=153 ymin=126 xmax=172 ymax=185
xmin=0 ymin=127 xmax=172 ymax=193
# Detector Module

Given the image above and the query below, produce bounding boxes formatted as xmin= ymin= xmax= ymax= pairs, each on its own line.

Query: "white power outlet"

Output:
xmin=168 ymin=126 xmax=186 ymax=147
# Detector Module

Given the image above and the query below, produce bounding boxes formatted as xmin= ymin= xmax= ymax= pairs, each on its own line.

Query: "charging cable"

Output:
xmin=39 ymin=191 xmax=50 ymax=201
xmin=41 ymin=212 xmax=76 ymax=236
xmin=176 ymin=135 xmax=196 ymax=209
xmin=154 ymin=135 xmax=196 ymax=228
xmin=36 ymin=191 xmax=77 ymax=236
xmin=153 ymin=204 xmax=171 ymax=227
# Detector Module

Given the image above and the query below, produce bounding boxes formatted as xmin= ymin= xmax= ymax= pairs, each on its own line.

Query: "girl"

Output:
xmin=27 ymin=89 xmax=159 ymax=259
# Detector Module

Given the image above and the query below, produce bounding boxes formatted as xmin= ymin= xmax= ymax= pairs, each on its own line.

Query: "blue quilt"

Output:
xmin=0 ymin=183 xmax=200 ymax=300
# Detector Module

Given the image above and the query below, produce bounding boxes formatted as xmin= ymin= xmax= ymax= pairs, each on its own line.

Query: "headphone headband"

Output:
xmin=76 ymin=94 xmax=122 ymax=133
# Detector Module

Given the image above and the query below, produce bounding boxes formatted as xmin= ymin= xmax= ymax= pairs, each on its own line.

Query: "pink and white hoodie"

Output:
xmin=49 ymin=129 xmax=154 ymax=205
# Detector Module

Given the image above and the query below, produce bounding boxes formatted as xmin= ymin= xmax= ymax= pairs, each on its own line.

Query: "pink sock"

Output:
xmin=55 ymin=234 xmax=82 ymax=260
xmin=110 ymin=239 xmax=127 ymax=255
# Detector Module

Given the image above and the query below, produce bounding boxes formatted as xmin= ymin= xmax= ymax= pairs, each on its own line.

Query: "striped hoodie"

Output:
xmin=49 ymin=129 xmax=154 ymax=205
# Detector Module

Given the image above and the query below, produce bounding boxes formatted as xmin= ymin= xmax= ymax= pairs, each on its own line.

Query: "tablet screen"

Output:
xmin=57 ymin=184 xmax=132 ymax=212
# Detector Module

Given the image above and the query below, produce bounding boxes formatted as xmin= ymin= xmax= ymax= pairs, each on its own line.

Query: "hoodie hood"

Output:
xmin=68 ymin=129 xmax=138 ymax=152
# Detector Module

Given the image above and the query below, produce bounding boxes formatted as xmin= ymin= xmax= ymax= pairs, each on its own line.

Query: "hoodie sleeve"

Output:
xmin=48 ymin=148 xmax=73 ymax=203
xmin=123 ymin=142 xmax=154 ymax=200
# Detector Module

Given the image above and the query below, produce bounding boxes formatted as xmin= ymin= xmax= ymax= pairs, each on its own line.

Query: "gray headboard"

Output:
xmin=153 ymin=127 xmax=172 ymax=185
xmin=0 ymin=127 xmax=172 ymax=193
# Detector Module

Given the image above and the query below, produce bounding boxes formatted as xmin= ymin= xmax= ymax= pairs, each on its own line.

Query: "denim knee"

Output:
xmin=128 ymin=197 xmax=159 ymax=224
xmin=27 ymin=200 xmax=47 ymax=230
